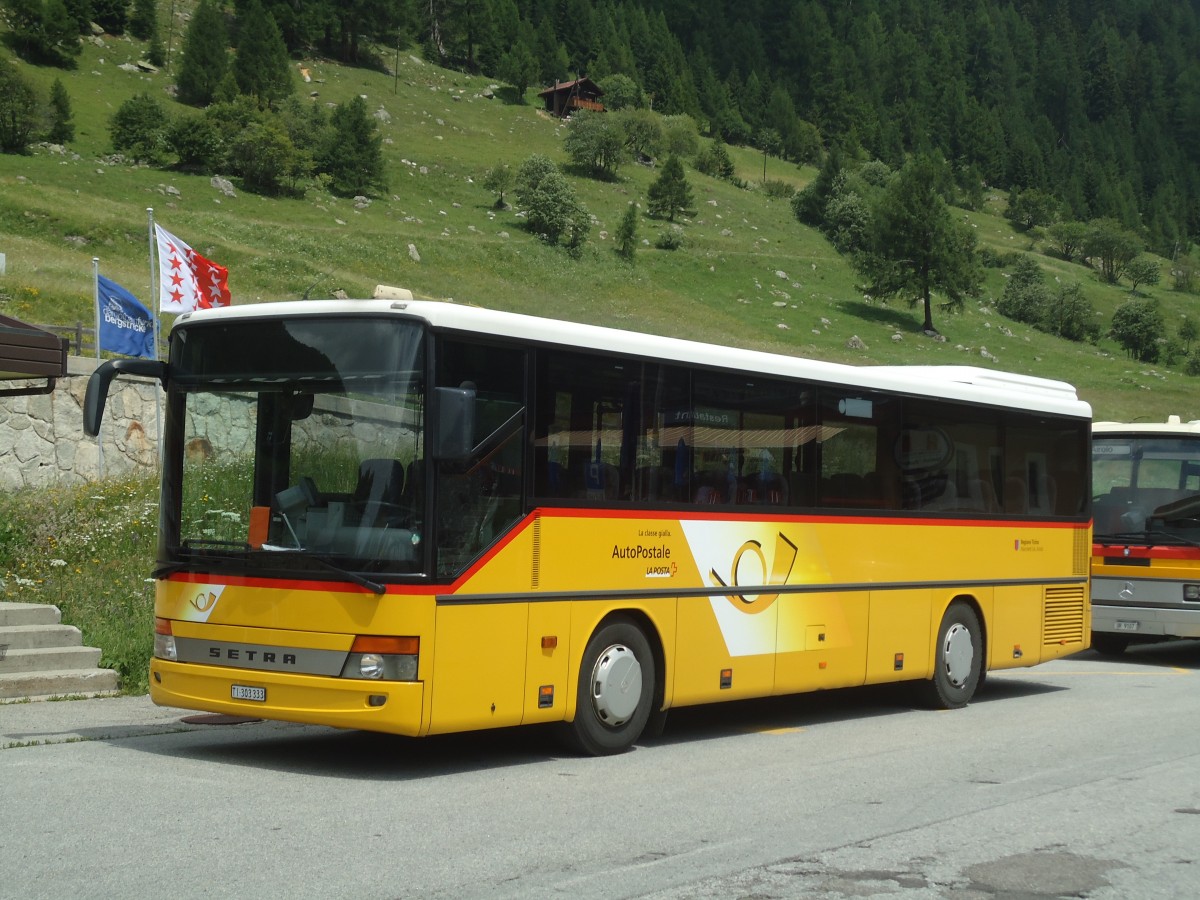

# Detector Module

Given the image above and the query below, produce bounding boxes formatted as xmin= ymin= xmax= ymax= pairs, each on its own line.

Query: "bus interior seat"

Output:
xmin=354 ymin=459 xmax=406 ymax=511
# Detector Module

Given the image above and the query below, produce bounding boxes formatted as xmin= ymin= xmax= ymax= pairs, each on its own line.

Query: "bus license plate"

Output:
xmin=231 ymin=685 xmax=266 ymax=702
xmin=1114 ymin=621 xmax=1140 ymax=631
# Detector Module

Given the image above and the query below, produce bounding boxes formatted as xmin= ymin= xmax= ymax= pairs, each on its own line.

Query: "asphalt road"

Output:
xmin=3 ymin=643 xmax=1199 ymax=899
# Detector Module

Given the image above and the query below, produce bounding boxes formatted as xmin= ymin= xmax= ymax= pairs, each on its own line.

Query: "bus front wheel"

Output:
xmin=567 ymin=618 xmax=655 ymax=756
xmin=916 ymin=601 xmax=983 ymax=710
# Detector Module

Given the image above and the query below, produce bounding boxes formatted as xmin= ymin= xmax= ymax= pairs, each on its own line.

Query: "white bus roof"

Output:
xmin=1094 ymin=417 xmax=1200 ymax=435
xmin=174 ymin=299 xmax=1091 ymax=419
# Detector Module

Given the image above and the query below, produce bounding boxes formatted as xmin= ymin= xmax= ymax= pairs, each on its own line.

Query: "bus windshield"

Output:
xmin=1093 ymin=435 xmax=1200 ymax=538
xmin=165 ymin=316 xmax=426 ymax=576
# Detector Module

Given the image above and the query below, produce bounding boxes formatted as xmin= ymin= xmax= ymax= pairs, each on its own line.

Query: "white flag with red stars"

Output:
xmin=154 ymin=224 xmax=231 ymax=313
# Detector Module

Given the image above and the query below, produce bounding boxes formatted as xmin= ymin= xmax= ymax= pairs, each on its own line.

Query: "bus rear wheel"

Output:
xmin=566 ymin=618 xmax=655 ymax=756
xmin=916 ymin=601 xmax=983 ymax=710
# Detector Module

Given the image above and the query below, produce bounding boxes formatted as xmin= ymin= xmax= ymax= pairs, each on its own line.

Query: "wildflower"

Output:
xmin=50 ymin=559 xmax=67 ymax=567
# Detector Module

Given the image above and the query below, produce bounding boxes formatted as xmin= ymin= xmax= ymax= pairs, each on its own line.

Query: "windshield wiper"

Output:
xmin=1095 ymin=530 xmax=1200 ymax=549
xmin=302 ymin=553 xmax=386 ymax=595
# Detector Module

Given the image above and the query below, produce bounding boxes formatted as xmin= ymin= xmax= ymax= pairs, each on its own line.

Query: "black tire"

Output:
xmin=915 ymin=601 xmax=983 ymax=710
xmin=566 ymin=617 xmax=656 ymax=756
xmin=1090 ymin=632 xmax=1130 ymax=656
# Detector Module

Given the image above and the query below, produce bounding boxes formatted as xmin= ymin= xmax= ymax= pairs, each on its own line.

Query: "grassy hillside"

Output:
xmin=1 ymin=30 xmax=1197 ymax=423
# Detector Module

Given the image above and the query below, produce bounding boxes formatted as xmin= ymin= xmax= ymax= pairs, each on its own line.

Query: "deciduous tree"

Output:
xmin=1110 ymin=297 xmax=1164 ymax=362
xmin=563 ymin=110 xmax=626 ymax=179
xmin=1084 ymin=218 xmax=1142 ymax=285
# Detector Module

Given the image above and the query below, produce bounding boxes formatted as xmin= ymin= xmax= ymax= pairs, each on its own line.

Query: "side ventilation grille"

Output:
xmin=1044 ymin=585 xmax=1085 ymax=646
xmin=531 ymin=514 xmax=541 ymax=590
xmin=1073 ymin=527 xmax=1090 ymax=576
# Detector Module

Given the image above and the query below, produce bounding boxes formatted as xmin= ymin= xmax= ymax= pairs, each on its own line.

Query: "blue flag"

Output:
xmin=97 ymin=275 xmax=155 ymax=359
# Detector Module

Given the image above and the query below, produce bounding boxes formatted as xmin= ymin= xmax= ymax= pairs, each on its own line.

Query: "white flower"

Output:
xmin=50 ymin=559 xmax=67 ymax=567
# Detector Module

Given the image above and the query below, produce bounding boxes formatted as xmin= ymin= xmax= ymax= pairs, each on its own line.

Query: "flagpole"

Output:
xmin=92 ymin=257 xmax=100 ymax=361
xmin=147 ymin=207 xmax=158 ymax=360
xmin=147 ymin=207 xmax=161 ymax=468
xmin=92 ymin=257 xmax=104 ymax=480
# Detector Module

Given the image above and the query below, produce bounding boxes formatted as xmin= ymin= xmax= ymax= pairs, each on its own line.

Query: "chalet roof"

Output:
xmin=0 ymin=314 xmax=68 ymax=397
xmin=538 ymin=77 xmax=604 ymax=97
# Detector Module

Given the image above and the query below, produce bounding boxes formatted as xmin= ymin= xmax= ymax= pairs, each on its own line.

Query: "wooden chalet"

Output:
xmin=539 ymin=78 xmax=605 ymax=117
xmin=0 ymin=314 xmax=68 ymax=397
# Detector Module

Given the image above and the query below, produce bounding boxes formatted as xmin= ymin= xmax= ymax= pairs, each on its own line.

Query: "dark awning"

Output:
xmin=0 ymin=314 xmax=68 ymax=397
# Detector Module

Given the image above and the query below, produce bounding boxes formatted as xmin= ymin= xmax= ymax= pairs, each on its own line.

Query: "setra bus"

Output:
xmin=1091 ymin=416 xmax=1200 ymax=654
xmin=84 ymin=299 xmax=1092 ymax=754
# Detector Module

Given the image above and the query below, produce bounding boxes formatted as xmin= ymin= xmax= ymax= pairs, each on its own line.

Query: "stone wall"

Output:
xmin=0 ymin=357 xmax=161 ymax=492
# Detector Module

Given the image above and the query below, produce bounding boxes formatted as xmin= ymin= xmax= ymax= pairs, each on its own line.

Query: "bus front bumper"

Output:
xmin=150 ymin=659 xmax=426 ymax=735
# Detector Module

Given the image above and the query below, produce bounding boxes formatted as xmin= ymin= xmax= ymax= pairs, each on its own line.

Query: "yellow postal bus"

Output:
xmin=1091 ymin=417 xmax=1200 ymax=654
xmin=85 ymin=300 xmax=1092 ymax=754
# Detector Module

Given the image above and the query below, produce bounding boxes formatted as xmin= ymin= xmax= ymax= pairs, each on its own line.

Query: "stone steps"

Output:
xmin=0 ymin=602 xmax=120 ymax=700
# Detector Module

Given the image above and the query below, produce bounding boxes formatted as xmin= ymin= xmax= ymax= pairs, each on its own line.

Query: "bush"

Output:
xmin=761 ymin=179 xmax=795 ymax=200
xmin=228 ymin=120 xmax=308 ymax=196
xmin=997 ymin=255 xmax=1050 ymax=325
xmin=979 ymin=247 xmax=1021 ymax=268
xmin=109 ymin=92 xmax=172 ymax=165
xmin=823 ymin=192 xmax=870 ymax=253
xmin=661 ymin=114 xmax=700 ymax=159
xmin=694 ymin=139 xmax=734 ymax=179
xmin=655 ymin=225 xmax=684 ymax=250
xmin=167 ymin=114 xmax=225 ymax=171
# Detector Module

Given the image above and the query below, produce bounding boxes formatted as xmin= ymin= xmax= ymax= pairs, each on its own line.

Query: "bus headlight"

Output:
xmin=359 ymin=654 xmax=386 ymax=679
xmin=340 ymin=636 xmax=419 ymax=681
xmin=1184 ymin=584 xmax=1200 ymax=601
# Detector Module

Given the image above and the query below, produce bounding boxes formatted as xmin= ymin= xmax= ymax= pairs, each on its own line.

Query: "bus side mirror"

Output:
xmin=84 ymin=358 xmax=167 ymax=437
xmin=432 ymin=385 xmax=475 ymax=460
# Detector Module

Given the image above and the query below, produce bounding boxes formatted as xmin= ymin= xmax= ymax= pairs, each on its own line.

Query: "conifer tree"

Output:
xmin=47 ymin=78 xmax=74 ymax=143
xmin=498 ymin=41 xmax=538 ymax=101
xmin=646 ymin=154 xmax=692 ymax=222
xmin=90 ymin=0 xmax=126 ymax=34
xmin=129 ymin=0 xmax=156 ymax=41
xmin=0 ymin=53 xmax=40 ymax=154
xmin=176 ymin=0 xmax=229 ymax=106
xmin=317 ymin=95 xmax=386 ymax=197
xmin=233 ymin=0 xmax=293 ymax=108
xmin=855 ymin=154 xmax=983 ymax=335
xmin=615 ymin=201 xmax=639 ymax=261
